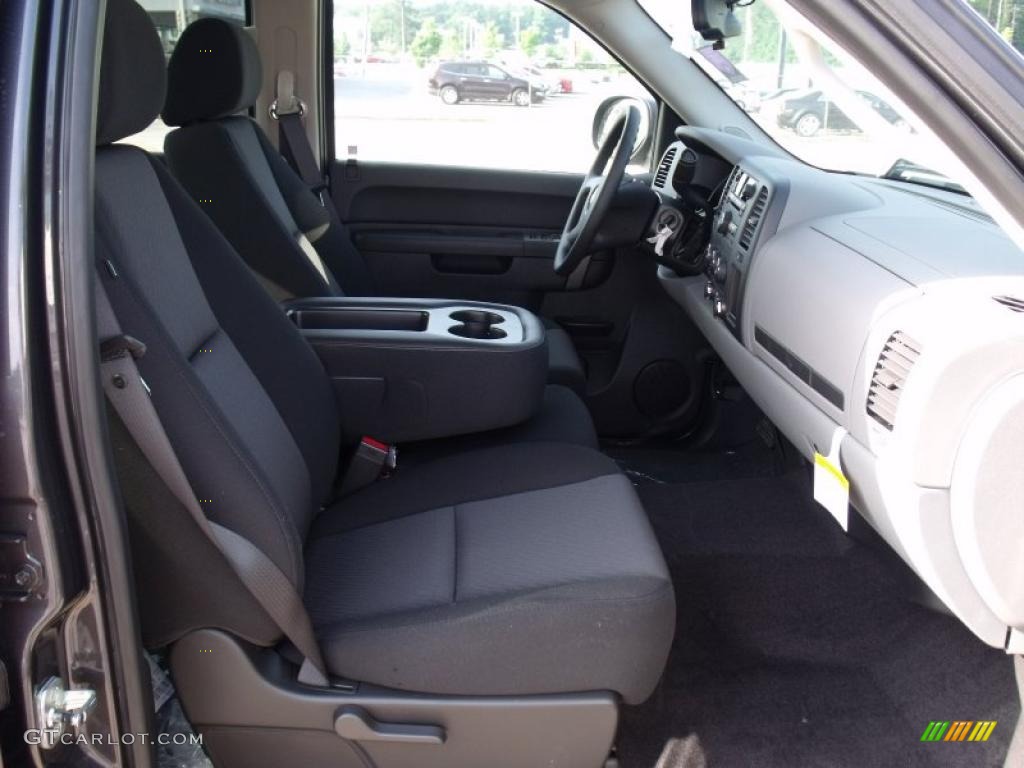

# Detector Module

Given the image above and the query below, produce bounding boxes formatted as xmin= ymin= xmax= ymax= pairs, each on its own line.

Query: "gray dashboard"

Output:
xmin=657 ymin=127 xmax=1024 ymax=654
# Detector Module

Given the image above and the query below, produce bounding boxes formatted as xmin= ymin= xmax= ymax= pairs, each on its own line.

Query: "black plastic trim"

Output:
xmin=754 ymin=326 xmax=845 ymax=410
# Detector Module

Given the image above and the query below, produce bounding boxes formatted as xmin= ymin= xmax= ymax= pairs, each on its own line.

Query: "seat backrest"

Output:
xmin=161 ymin=18 xmax=341 ymax=300
xmin=95 ymin=0 xmax=340 ymax=611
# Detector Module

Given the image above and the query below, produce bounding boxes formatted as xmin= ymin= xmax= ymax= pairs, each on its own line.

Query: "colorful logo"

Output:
xmin=920 ymin=721 xmax=997 ymax=742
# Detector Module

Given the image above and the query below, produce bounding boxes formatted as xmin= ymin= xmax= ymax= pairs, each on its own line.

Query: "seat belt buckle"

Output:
xmin=338 ymin=437 xmax=396 ymax=496
xmin=361 ymin=436 xmax=397 ymax=473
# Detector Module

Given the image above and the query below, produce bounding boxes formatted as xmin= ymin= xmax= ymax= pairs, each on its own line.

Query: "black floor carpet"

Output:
xmin=611 ymin=447 xmax=1020 ymax=768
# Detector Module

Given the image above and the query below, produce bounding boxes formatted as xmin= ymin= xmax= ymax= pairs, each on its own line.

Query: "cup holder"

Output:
xmin=448 ymin=309 xmax=507 ymax=340
xmin=449 ymin=324 xmax=508 ymax=340
xmin=449 ymin=310 xmax=505 ymax=326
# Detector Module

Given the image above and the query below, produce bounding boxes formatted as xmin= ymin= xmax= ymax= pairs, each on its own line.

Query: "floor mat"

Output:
xmin=604 ymin=438 xmax=781 ymax=488
xmin=615 ymin=458 xmax=1020 ymax=768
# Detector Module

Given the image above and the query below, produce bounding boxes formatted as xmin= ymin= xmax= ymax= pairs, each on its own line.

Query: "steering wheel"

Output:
xmin=554 ymin=104 xmax=642 ymax=275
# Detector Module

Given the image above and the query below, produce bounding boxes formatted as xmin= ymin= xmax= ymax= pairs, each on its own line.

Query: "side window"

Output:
xmin=331 ymin=0 xmax=655 ymax=173
xmin=115 ymin=0 xmax=247 ymax=152
xmin=965 ymin=0 xmax=1024 ymax=56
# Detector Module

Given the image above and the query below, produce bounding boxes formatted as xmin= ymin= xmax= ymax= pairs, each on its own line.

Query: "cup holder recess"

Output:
xmin=449 ymin=325 xmax=508 ymax=340
xmin=448 ymin=309 xmax=507 ymax=340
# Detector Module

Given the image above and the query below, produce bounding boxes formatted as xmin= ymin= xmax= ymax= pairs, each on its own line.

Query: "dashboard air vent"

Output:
xmin=994 ymin=295 xmax=1024 ymax=313
xmin=654 ymin=147 xmax=678 ymax=189
xmin=739 ymin=187 xmax=768 ymax=250
xmin=866 ymin=331 xmax=921 ymax=430
xmin=720 ymin=166 xmax=739 ymax=200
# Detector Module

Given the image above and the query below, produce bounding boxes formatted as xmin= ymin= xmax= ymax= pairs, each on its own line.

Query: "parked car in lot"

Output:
xmin=428 ymin=61 xmax=546 ymax=105
xmin=775 ymin=88 xmax=906 ymax=136
xmin=510 ymin=62 xmax=570 ymax=94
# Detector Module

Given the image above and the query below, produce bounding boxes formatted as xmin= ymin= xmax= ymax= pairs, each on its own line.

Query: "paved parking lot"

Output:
xmin=334 ymin=64 xmax=641 ymax=173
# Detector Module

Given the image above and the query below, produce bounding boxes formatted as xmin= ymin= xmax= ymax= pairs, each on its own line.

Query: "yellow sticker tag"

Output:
xmin=813 ymin=428 xmax=850 ymax=531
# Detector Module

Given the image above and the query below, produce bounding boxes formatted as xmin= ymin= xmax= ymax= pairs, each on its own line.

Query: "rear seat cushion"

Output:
xmin=305 ymin=442 xmax=675 ymax=703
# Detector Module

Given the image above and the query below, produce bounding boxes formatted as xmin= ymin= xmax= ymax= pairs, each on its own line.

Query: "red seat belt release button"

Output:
xmin=339 ymin=437 xmax=397 ymax=496
xmin=361 ymin=436 xmax=397 ymax=472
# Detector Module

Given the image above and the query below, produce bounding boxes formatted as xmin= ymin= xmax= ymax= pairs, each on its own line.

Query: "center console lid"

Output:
xmin=285 ymin=297 xmax=548 ymax=443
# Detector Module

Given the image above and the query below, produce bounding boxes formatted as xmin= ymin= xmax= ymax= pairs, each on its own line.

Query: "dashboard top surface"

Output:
xmin=673 ymin=125 xmax=1024 ymax=285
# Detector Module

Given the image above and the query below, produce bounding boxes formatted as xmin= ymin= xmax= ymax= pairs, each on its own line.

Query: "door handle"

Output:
xmin=335 ymin=706 xmax=446 ymax=745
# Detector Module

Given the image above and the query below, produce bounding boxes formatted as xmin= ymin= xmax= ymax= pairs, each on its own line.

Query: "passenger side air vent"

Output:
xmin=654 ymin=147 xmax=678 ymax=189
xmin=994 ymin=295 xmax=1024 ymax=313
xmin=739 ymin=187 xmax=768 ymax=250
xmin=866 ymin=331 xmax=921 ymax=430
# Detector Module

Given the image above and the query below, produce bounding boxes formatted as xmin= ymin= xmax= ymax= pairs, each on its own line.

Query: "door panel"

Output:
xmin=332 ymin=163 xmax=584 ymax=307
xmin=329 ymin=161 xmax=712 ymax=438
xmin=336 ymin=163 xmax=580 ymax=226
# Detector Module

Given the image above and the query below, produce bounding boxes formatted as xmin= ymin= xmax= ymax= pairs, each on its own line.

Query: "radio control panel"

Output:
xmin=702 ymin=166 xmax=783 ymax=341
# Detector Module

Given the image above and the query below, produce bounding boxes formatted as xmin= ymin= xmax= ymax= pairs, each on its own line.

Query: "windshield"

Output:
xmin=639 ymin=0 xmax=1024 ymax=189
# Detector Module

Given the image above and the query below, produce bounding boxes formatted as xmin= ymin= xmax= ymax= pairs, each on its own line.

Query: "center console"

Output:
xmin=286 ymin=297 xmax=548 ymax=443
xmin=703 ymin=165 xmax=786 ymax=341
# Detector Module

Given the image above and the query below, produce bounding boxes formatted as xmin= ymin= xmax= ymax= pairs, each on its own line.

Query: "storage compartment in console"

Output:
xmin=285 ymin=298 xmax=548 ymax=443
xmin=289 ymin=307 xmax=429 ymax=332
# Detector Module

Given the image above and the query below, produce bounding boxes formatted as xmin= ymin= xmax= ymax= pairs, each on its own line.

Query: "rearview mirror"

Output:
xmin=592 ymin=96 xmax=654 ymax=164
xmin=692 ymin=0 xmax=744 ymax=46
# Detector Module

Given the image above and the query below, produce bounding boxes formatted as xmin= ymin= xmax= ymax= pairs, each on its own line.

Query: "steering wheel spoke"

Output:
xmin=554 ymin=106 xmax=641 ymax=275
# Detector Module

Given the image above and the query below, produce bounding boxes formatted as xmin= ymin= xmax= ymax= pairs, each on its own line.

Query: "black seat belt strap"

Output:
xmin=271 ymin=70 xmax=327 ymax=198
xmin=268 ymin=72 xmax=376 ymax=294
xmin=95 ymin=279 xmax=329 ymax=687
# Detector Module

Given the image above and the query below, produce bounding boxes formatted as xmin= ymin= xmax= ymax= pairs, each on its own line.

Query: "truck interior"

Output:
xmin=2 ymin=0 xmax=1023 ymax=766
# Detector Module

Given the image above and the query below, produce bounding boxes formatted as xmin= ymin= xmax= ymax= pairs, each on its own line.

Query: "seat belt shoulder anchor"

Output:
xmin=100 ymin=334 xmax=147 ymax=362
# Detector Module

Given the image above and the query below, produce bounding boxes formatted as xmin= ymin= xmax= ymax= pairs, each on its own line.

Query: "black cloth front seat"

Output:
xmin=160 ymin=18 xmax=587 ymax=396
xmin=95 ymin=0 xmax=673 ymax=704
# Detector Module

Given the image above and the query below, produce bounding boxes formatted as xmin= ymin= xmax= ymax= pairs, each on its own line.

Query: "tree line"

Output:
xmin=335 ymin=1 xmax=577 ymax=65
xmin=334 ymin=0 xmax=1024 ymax=69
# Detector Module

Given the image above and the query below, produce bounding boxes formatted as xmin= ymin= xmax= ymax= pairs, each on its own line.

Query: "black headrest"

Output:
xmin=162 ymin=19 xmax=262 ymax=127
xmin=96 ymin=0 xmax=167 ymax=145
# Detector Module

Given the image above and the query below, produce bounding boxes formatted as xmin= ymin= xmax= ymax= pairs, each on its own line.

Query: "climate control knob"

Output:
xmin=714 ymin=261 xmax=728 ymax=282
xmin=716 ymin=210 xmax=733 ymax=235
xmin=704 ymin=281 xmax=715 ymax=299
xmin=713 ymin=298 xmax=727 ymax=318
